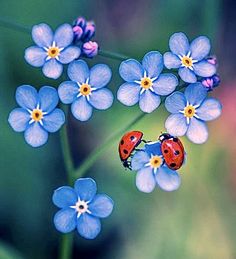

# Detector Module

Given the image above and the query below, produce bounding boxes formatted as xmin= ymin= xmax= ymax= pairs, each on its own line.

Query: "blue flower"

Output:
xmin=58 ymin=60 xmax=113 ymax=121
xmin=164 ymin=32 xmax=216 ymax=83
xmin=164 ymin=83 xmax=222 ymax=144
xmin=8 ymin=85 xmax=65 ymax=147
xmin=25 ymin=23 xmax=81 ymax=79
xmin=131 ymin=141 xmax=181 ymax=193
xmin=52 ymin=178 xmax=114 ymax=239
xmin=117 ymin=51 xmax=178 ymax=113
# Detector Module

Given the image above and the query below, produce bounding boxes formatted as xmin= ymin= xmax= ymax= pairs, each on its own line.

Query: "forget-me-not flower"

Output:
xmin=117 ymin=51 xmax=178 ymax=113
xmin=164 ymin=32 xmax=216 ymax=83
xmin=131 ymin=141 xmax=181 ymax=193
xmin=25 ymin=23 xmax=80 ymax=79
xmin=165 ymin=83 xmax=222 ymax=144
xmin=58 ymin=60 xmax=113 ymax=121
xmin=53 ymin=178 xmax=114 ymax=239
xmin=8 ymin=85 xmax=65 ymax=147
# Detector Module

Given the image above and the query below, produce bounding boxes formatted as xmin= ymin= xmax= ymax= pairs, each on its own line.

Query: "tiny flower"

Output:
xmin=201 ymin=74 xmax=220 ymax=91
xmin=52 ymin=178 xmax=114 ymax=239
xmin=131 ymin=141 xmax=181 ymax=193
xmin=117 ymin=51 xmax=178 ymax=113
xmin=8 ymin=85 xmax=65 ymax=147
xmin=82 ymin=21 xmax=95 ymax=42
xmin=164 ymin=32 xmax=216 ymax=83
xmin=165 ymin=83 xmax=222 ymax=144
xmin=82 ymin=41 xmax=99 ymax=58
xmin=207 ymin=56 xmax=217 ymax=66
xmin=25 ymin=23 xmax=81 ymax=79
xmin=58 ymin=60 xmax=113 ymax=121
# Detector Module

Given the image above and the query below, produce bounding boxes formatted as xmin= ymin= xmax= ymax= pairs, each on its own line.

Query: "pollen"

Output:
xmin=149 ymin=155 xmax=163 ymax=169
xmin=140 ymin=77 xmax=153 ymax=89
xmin=80 ymin=83 xmax=91 ymax=96
xmin=31 ymin=109 xmax=43 ymax=122
xmin=184 ymin=105 xmax=196 ymax=118
xmin=181 ymin=56 xmax=193 ymax=68
xmin=47 ymin=47 xmax=60 ymax=58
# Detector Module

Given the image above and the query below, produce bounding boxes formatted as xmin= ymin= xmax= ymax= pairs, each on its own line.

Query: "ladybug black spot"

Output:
xmin=174 ymin=150 xmax=180 ymax=155
xmin=123 ymin=149 xmax=129 ymax=154
xmin=120 ymin=139 xmax=124 ymax=145
xmin=170 ymin=163 xmax=176 ymax=168
xmin=164 ymin=149 xmax=168 ymax=154
xmin=173 ymin=138 xmax=178 ymax=142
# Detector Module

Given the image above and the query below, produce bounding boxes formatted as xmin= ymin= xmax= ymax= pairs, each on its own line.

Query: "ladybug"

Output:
xmin=159 ymin=133 xmax=185 ymax=170
xmin=119 ymin=131 xmax=143 ymax=169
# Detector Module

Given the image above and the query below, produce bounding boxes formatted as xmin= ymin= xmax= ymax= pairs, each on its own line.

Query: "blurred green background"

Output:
xmin=0 ymin=0 xmax=235 ymax=258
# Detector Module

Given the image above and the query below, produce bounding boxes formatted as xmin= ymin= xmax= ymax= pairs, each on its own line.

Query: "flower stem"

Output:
xmin=0 ymin=16 xmax=30 ymax=34
xmin=98 ymin=49 xmax=130 ymax=61
xmin=59 ymin=233 xmax=73 ymax=259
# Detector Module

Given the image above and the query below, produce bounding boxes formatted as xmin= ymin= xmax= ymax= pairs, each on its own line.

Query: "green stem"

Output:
xmin=59 ymin=233 xmax=73 ymax=259
xmin=98 ymin=49 xmax=130 ymax=61
xmin=0 ymin=17 xmax=30 ymax=34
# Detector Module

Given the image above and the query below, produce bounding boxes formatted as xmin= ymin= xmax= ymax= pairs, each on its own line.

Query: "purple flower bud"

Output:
xmin=82 ymin=41 xmax=99 ymax=58
xmin=82 ymin=21 xmax=96 ymax=41
xmin=73 ymin=16 xmax=86 ymax=30
xmin=201 ymin=74 xmax=220 ymax=91
xmin=73 ymin=25 xmax=84 ymax=41
xmin=207 ymin=56 xmax=217 ymax=66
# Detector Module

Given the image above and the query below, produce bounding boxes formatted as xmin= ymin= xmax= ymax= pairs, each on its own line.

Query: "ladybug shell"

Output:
xmin=161 ymin=137 xmax=184 ymax=170
xmin=119 ymin=131 xmax=143 ymax=161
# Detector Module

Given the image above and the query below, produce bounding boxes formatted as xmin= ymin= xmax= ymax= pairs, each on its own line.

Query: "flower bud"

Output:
xmin=201 ymin=74 xmax=220 ymax=91
xmin=207 ymin=56 xmax=217 ymax=66
xmin=73 ymin=16 xmax=86 ymax=30
xmin=82 ymin=41 xmax=99 ymax=58
xmin=82 ymin=21 xmax=95 ymax=41
xmin=73 ymin=25 xmax=84 ymax=41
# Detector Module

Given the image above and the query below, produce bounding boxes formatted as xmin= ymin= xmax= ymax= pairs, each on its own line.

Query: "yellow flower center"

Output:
xmin=74 ymin=200 xmax=88 ymax=214
xmin=140 ymin=77 xmax=153 ymax=89
xmin=47 ymin=47 xmax=60 ymax=58
xmin=31 ymin=109 xmax=43 ymax=122
xmin=149 ymin=155 xmax=163 ymax=169
xmin=184 ymin=105 xmax=196 ymax=118
xmin=80 ymin=83 xmax=91 ymax=96
xmin=181 ymin=56 xmax=193 ymax=67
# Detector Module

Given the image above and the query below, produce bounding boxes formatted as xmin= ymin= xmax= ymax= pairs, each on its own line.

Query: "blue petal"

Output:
xmin=24 ymin=122 xmax=48 ymax=147
xmin=142 ymin=51 xmax=163 ymax=78
xmin=117 ymin=82 xmax=140 ymax=106
xmin=119 ymin=59 xmax=144 ymax=82
xmin=38 ymin=86 xmax=59 ymax=113
xmin=131 ymin=151 xmax=150 ymax=171
xmin=184 ymin=83 xmax=207 ymax=106
xmin=152 ymin=73 xmax=178 ymax=96
xmin=42 ymin=59 xmax=63 ymax=79
xmin=24 ymin=46 xmax=46 ymax=67
xmin=68 ymin=60 xmax=89 ymax=84
xmin=136 ymin=167 xmax=156 ymax=193
xmin=74 ymin=178 xmax=97 ymax=202
xmin=52 ymin=186 xmax=78 ymax=208
xmin=42 ymin=109 xmax=65 ymax=133
xmin=186 ymin=117 xmax=208 ymax=144
xmin=54 ymin=23 xmax=73 ymax=48
xmin=89 ymin=89 xmax=113 ymax=110
xmin=8 ymin=108 xmax=30 ymax=132
xmin=89 ymin=194 xmax=114 ymax=218
xmin=139 ymin=90 xmax=161 ymax=113
xmin=144 ymin=141 xmax=162 ymax=156
xmin=178 ymin=67 xmax=197 ymax=83
xmin=58 ymin=81 xmax=79 ymax=104
xmin=165 ymin=114 xmax=188 ymax=136
xmin=190 ymin=36 xmax=211 ymax=60
xmin=165 ymin=92 xmax=186 ymax=113
xmin=196 ymin=98 xmax=222 ymax=121
xmin=89 ymin=64 xmax=112 ymax=89
xmin=163 ymin=52 xmax=181 ymax=69
xmin=169 ymin=32 xmax=189 ymax=56
xmin=16 ymin=85 xmax=38 ymax=110
xmin=54 ymin=208 xmax=77 ymax=233
xmin=156 ymin=166 xmax=181 ymax=192
xmin=193 ymin=61 xmax=216 ymax=77
xmin=59 ymin=46 xmax=81 ymax=64
xmin=32 ymin=23 xmax=53 ymax=48
xmin=71 ymin=97 xmax=93 ymax=121
xmin=77 ymin=213 xmax=101 ymax=239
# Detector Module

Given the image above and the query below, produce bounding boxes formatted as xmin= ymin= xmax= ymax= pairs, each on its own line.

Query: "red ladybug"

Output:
xmin=159 ymin=133 xmax=185 ymax=170
xmin=119 ymin=131 xmax=143 ymax=169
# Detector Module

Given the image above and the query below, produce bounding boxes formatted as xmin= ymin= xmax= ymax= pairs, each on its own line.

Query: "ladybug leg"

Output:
xmin=134 ymin=148 xmax=143 ymax=151
xmin=141 ymin=139 xmax=151 ymax=143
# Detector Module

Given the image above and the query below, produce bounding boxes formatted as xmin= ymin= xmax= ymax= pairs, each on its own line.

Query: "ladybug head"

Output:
xmin=159 ymin=133 xmax=172 ymax=142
